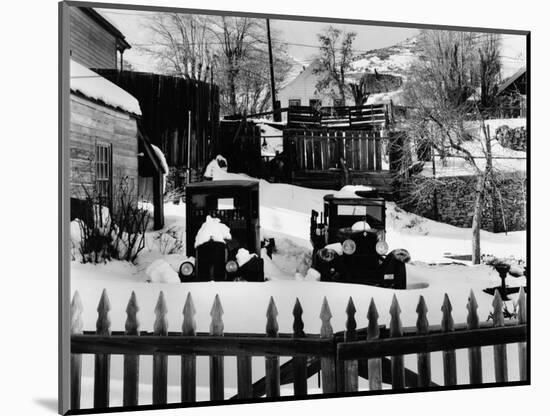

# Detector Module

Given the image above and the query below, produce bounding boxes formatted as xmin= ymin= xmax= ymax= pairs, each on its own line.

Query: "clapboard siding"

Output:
xmin=69 ymin=7 xmax=117 ymax=69
xmin=70 ymin=93 xmax=138 ymax=200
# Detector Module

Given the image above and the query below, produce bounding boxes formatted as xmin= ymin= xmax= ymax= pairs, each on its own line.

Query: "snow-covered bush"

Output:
xmin=74 ymin=177 xmax=151 ymax=264
xmin=153 ymin=226 xmax=184 ymax=255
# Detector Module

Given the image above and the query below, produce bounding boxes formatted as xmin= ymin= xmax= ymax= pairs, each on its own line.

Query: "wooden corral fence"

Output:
xmin=283 ymin=129 xmax=397 ymax=192
xmin=287 ymin=104 xmax=391 ymax=129
xmin=218 ymin=120 xmax=262 ymax=178
xmin=70 ymin=288 xmax=527 ymax=410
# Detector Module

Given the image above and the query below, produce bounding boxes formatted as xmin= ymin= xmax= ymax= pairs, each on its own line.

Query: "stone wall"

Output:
xmin=399 ymin=172 xmax=526 ymax=232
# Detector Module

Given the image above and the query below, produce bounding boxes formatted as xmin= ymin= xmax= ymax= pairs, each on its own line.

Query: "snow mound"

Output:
xmin=352 ymin=221 xmax=371 ymax=231
xmin=325 ymin=242 xmax=344 ymax=256
xmin=145 ymin=259 xmax=180 ymax=283
xmin=304 ymin=268 xmax=321 ymax=282
xmin=333 ymin=185 xmax=375 ymax=198
xmin=194 ymin=216 xmax=232 ymax=248
xmin=204 ymin=155 xmax=228 ymax=179
xmin=70 ymin=60 xmax=141 ymax=115
xmin=236 ymin=248 xmax=257 ymax=267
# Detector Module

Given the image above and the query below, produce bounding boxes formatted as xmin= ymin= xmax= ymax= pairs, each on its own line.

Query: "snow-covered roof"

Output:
xmin=70 ymin=60 xmax=141 ymax=115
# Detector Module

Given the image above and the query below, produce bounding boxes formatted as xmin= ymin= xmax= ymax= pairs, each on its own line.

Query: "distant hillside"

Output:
xmin=350 ymin=36 xmax=419 ymax=79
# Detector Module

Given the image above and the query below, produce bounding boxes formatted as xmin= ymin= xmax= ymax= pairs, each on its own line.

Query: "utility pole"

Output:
xmin=266 ymin=19 xmax=279 ymax=121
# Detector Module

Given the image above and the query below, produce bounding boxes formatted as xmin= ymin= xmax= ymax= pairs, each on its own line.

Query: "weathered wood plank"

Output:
xmin=265 ymin=297 xmax=280 ymax=398
xmin=367 ymin=298 xmax=382 ymax=390
xmin=492 ymin=291 xmax=508 ymax=382
xmin=210 ymin=295 xmax=225 ymax=401
xmin=181 ymin=293 xmax=197 ymax=403
xmin=94 ymin=289 xmax=111 ymax=408
xmin=70 ymin=291 xmax=83 ymax=410
xmin=320 ymin=297 xmax=336 ymax=393
xmin=416 ymin=296 xmax=431 ymax=387
xmin=152 ymin=291 xmax=168 ymax=405
xmin=123 ymin=292 xmax=140 ymax=407
xmin=466 ymin=290 xmax=482 ymax=384
xmin=343 ymin=297 xmax=358 ymax=392
xmin=441 ymin=294 xmax=457 ymax=386
xmin=390 ymin=294 xmax=405 ymax=389
xmin=292 ymin=298 xmax=308 ymax=396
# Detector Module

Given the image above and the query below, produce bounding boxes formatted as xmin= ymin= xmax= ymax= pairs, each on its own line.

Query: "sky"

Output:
xmin=96 ymin=7 xmax=526 ymax=78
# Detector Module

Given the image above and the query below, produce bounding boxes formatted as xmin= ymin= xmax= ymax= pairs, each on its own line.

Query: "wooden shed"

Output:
xmin=69 ymin=60 xmax=166 ymax=229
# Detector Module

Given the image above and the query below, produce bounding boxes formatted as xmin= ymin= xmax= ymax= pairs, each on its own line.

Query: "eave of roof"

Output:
xmin=497 ymin=66 xmax=526 ymax=96
xmin=81 ymin=7 xmax=131 ymax=51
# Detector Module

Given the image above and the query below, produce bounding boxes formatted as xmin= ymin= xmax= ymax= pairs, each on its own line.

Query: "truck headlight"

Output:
xmin=318 ymin=248 xmax=336 ymax=262
xmin=225 ymin=260 xmax=239 ymax=273
xmin=376 ymin=241 xmax=389 ymax=255
xmin=179 ymin=261 xmax=195 ymax=278
xmin=342 ymin=239 xmax=356 ymax=255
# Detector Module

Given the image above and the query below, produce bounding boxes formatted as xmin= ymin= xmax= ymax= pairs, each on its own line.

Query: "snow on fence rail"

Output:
xmin=70 ymin=288 xmax=527 ymax=410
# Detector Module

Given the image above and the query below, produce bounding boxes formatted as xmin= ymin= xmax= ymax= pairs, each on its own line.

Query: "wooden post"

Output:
xmin=441 ymin=294 xmax=457 ymax=386
xmin=517 ymin=287 xmax=527 ymax=380
xmin=343 ymin=297 xmax=358 ymax=392
xmin=320 ymin=297 xmax=336 ymax=393
xmin=292 ymin=298 xmax=308 ymax=396
xmin=492 ymin=291 xmax=508 ymax=382
xmin=210 ymin=295 xmax=225 ymax=401
xmin=466 ymin=290 xmax=482 ymax=384
xmin=94 ymin=289 xmax=111 ymax=408
xmin=181 ymin=293 xmax=197 ymax=402
xmin=152 ymin=291 xmax=168 ymax=405
xmin=367 ymin=298 xmax=382 ymax=390
xmin=389 ymin=294 xmax=405 ymax=389
xmin=70 ymin=291 xmax=83 ymax=410
xmin=416 ymin=296 xmax=431 ymax=387
xmin=123 ymin=292 xmax=140 ymax=407
xmin=265 ymin=297 xmax=280 ymax=398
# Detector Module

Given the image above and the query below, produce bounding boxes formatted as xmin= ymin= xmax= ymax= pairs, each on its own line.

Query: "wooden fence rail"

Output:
xmin=70 ymin=287 xmax=527 ymax=410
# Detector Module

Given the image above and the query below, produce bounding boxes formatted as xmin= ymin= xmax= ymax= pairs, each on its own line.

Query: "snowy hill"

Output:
xmin=350 ymin=36 xmax=419 ymax=78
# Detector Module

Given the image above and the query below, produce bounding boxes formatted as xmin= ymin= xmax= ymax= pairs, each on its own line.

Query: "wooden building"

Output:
xmin=69 ymin=6 xmax=130 ymax=70
xmin=96 ymin=70 xmax=220 ymax=186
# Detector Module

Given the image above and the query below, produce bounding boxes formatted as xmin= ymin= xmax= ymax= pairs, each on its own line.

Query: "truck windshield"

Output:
xmin=336 ymin=204 xmax=384 ymax=227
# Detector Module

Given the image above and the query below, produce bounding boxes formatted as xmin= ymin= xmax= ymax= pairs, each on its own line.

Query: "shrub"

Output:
xmin=74 ymin=177 xmax=151 ymax=264
xmin=496 ymin=125 xmax=526 ymax=151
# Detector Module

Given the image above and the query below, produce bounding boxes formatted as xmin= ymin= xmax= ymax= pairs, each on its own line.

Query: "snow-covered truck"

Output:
xmin=310 ymin=188 xmax=410 ymax=288
xmin=179 ymin=180 xmax=264 ymax=282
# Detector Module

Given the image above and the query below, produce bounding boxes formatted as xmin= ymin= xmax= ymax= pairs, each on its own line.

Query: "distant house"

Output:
xmin=277 ymin=60 xmax=351 ymax=112
xmin=69 ymin=6 xmax=130 ymax=70
xmin=497 ymin=67 xmax=526 ymax=118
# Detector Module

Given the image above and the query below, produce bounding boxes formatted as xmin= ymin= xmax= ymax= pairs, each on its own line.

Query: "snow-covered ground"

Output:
xmin=71 ymin=169 xmax=526 ymax=407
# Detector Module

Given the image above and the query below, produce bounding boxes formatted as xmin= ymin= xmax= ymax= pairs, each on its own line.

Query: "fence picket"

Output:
xmin=466 ymin=290 xmax=482 ymax=384
xmin=320 ymin=297 xmax=336 ymax=393
xmin=265 ymin=297 xmax=281 ymax=398
xmin=210 ymin=294 xmax=225 ymax=401
xmin=492 ymin=291 xmax=508 ymax=382
xmin=416 ymin=296 xmax=431 ymax=387
xmin=517 ymin=287 xmax=527 ymax=380
xmin=181 ymin=293 xmax=197 ymax=402
xmin=123 ymin=292 xmax=140 ymax=407
xmin=441 ymin=294 xmax=457 ymax=386
xmin=292 ymin=298 xmax=308 ymax=396
xmin=367 ymin=298 xmax=382 ymax=390
xmin=94 ymin=289 xmax=111 ymax=408
xmin=70 ymin=291 xmax=83 ymax=410
xmin=343 ymin=297 xmax=358 ymax=392
xmin=152 ymin=291 xmax=168 ymax=405
xmin=390 ymin=294 xmax=405 ymax=389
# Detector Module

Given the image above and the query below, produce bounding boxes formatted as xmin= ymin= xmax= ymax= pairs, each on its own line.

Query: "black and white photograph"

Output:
xmin=58 ymin=0 xmax=529 ymax=414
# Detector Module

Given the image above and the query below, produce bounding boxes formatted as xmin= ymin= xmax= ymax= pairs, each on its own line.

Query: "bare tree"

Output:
xmin=314 ymin=26 xmax=357 ymax=102
xmin=144 ymin=13 xmax=213 ymax=80
xmin=403 ymin=30 xmax=505 ymax=264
